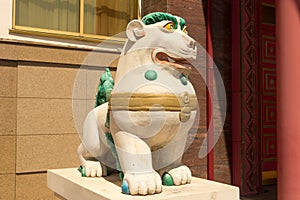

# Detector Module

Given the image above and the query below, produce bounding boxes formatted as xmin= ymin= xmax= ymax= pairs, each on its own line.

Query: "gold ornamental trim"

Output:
xmin=109 ymin=92 xmax=197 ymax=112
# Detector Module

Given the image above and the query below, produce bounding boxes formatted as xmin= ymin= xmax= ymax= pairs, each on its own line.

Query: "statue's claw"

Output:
xmin=122 ymin=171 xmax=162 ymax=195
xmin=80 ymin=161 xmax=102 ymax=177
xmin=167 ymin=165 xmax=192 ymax=186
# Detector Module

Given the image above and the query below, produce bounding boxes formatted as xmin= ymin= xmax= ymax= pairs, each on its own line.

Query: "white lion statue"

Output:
xmin=78 ymin=12 xmax=198 ymax=195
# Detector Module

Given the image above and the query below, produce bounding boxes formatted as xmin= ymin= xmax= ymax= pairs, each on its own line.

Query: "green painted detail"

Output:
xmin=95 ymin=68 xmax=114 ymax=108
xmin=119 ymin=171 xmax=124 ymax=181
xmin=78 ymin=165 xmax=83 ymax=173
xmin=105 ymin=132 xmax=123 ymax=176
xmin=104 ymin=167 xmax=110 ymax=176
xmin=162 ymin=172 xmax=174 ymax=186
xmin=142 ymin=12 xmax=186 ymax=30
xmin=121 ymin=180 xmax=130 ymax=194
xmin=79 ymin=165 xmax=86 ymax=177
xmin=144 ymin=70 xmax=157 ymax=81
xmin=105 ymin=114 xmax=110 ymax=128
xmin=179 ymin=18 xmax=186 ymax=30
xmin=81 ymin=166 xmax=86 ymax=177
xmin=180 ymin=74 xmax=188 ymax=85
xmin=105 ymin=132 xmax=114 ymax=144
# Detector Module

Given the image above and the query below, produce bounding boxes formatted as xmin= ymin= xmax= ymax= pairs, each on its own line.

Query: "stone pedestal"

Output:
xmin=47 ymin=168 xmax=239 ymax=200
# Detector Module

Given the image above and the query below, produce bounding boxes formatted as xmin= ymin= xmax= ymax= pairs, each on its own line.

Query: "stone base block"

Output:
xmin=47 ymin=168 xmax=239 ymax=200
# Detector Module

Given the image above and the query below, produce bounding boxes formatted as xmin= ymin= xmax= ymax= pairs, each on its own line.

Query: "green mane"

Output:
xmin=141 ymin=12 xmax=186 ymax=30
xmin=94 ymin=68 xmax=114 ymax=108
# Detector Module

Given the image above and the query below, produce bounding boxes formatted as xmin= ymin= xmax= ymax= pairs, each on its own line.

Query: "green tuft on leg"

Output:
xmin=119 ymin=171 xmax=124 ymax=181
xmin=78 ymin=165 xmax=83 ymax=173
xmin=81 ymin=167 xmax=86 ymax=177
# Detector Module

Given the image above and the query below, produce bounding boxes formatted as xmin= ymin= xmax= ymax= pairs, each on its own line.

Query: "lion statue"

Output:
xmin=78 ymin=12 xmax=198 ymax=195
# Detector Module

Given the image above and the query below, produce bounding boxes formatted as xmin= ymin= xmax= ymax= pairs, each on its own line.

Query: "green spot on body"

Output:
xmin=180 ymin=74 xmax=188 ymax=85
xmin=145 ymin=70 xmax=157 ymax=81
xmin=162 ymin=172 xmax=174 ymax=186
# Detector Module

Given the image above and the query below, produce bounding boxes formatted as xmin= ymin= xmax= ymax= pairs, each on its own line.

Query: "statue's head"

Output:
xmin=122 ymin=12 xmax=197 ymax=77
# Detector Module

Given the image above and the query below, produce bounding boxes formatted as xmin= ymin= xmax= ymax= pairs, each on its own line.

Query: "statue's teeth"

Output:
xmin=168 ymin=57 xmax=176 ymax=63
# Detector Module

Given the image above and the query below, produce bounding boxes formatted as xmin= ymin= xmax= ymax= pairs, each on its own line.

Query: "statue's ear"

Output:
xmin=126 ymin=20 xmax=145 ymax=42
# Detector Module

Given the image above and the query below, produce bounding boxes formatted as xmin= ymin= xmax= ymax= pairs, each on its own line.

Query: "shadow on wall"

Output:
xmin=202 ymin=0 xmax=233 ymax=183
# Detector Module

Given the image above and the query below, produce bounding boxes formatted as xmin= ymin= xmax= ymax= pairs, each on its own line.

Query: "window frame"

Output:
xmin=11 ymin=0 xmax=140 ymax=43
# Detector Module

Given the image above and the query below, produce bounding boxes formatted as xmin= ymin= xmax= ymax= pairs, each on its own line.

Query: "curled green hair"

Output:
xmin=141 ymin=12 xmax=186 ymax=30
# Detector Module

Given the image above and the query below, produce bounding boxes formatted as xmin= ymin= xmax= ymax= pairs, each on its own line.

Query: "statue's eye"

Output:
xmin=183 ymin=27 xmax=188 ymax=35
xmin=164 ymin=22 xmax=175 ymax=31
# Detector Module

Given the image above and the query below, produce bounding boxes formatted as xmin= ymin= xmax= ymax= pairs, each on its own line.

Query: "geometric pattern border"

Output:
xmin=240 ymin=0 xmax=260 ymax=195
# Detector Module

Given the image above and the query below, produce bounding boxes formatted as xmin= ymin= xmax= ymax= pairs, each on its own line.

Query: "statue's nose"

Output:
xmin=182 ymin=34 xmax=196 ymax=49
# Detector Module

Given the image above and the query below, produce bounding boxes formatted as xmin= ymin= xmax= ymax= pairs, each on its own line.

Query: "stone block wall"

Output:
xmin=0 ymin=40 xmax=118 ymax=199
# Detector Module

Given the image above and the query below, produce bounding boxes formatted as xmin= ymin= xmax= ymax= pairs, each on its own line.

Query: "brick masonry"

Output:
xmin=211 ymin=0 xmax=232 ymax=184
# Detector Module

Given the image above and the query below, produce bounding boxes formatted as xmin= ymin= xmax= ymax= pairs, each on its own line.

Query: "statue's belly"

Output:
xmin=110 ymin=65 xmax=197 ymax=150
xmin=111 ymin=110 xmax=179 ymax=149
xmin=111 ymin=110 xmax=196 ymax=151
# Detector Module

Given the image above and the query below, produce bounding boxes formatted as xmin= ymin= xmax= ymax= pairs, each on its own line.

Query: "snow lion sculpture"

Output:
xmin=78 ymin=12 xmax=198 ymax=195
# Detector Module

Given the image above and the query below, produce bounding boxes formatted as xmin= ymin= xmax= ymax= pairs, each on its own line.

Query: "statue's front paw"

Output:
xmin=122 ymin=171 xmax=162 ymax=195
xmin=80 ymin=161 xmax=102 ymax=177
xmin=164 ymin=165 xmax=192 ymax=186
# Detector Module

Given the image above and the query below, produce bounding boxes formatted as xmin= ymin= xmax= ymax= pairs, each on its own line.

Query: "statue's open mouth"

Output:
xmin=155 ymin=52 xmax=191 ymax=69
xmin=152 ymin=50 xmax=193 ymax=77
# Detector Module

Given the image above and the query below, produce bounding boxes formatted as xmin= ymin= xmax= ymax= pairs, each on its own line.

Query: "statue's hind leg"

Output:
xmin=78 ymin=143 xmax=103 ymax=177
xmin=77 ymin=103 xmax=116 ymax=177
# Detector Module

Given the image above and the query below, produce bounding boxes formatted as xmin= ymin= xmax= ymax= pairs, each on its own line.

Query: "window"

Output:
xmin=262 ymin=4 xmax=275 ymax=25
xmin=13 ymin=0 xmax=139 ymax=40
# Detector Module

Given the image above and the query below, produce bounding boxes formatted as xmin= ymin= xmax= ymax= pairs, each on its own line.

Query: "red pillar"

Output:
xmin=277 ymin=0 xmax=300 ymax=199
xmin=231 ymin=0 xmax=241 ymax=189
xmin=206 ymin=0 xmax=214 ymax=181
